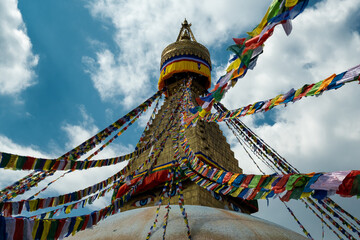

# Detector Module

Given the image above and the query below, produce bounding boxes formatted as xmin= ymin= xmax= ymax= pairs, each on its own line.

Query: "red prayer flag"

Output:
xmin=233 ymin=38 xmax=246 ymax=45
xmin=336 ymin=170 xmax=360 ymax=197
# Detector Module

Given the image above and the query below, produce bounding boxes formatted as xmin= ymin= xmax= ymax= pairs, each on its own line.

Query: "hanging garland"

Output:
xmin=0 ymin=89 xmax=164 ymax=204
xmin=306 ymin=197 xmax=356 ymax=240
xmin=282 ymin=201 xmax=313 ymax=239
xmin=204 ymin=64 xmax=360 ymax=122
xmin=136 ymin=95 xmax=162 ymax=149
xmin=0 ymin=171 xmax=124 ymax=216
xmin=179 ymin=97 xmax=360 ymax=201
xmin=300 ymin=199 xmax=343 ymax=240
xmin=189 ymin=0 xmax=310 ymax=118
xmin=61 ymin=89 xmax=164 ymax=161
xmin=185 ymin=152 xmax=360 ymax=201
xmin=218 ymin=101 xmax=360 ymax=239
xmin=0 ymin=171 xmax=52 ymax=203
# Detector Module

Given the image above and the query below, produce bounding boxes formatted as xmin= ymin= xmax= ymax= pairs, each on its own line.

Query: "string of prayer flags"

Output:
xmin=0 ymin=126 xmax=169 ymax=172
xmin=0 ymin=197 xmax=120 ymax=240
xmin=0 ymin=150 xmax=131 ymax=171
xmin=29 ymin=185 xmax=115 ymax=220
xmin=204 ymin=167 xmax=359 ymax=200
xmin=60 ymin=89 xmax=164 ymax=161
xmin=300 ymin=199 xmax=344 ymax=239
xmin=216 ymin=100 xmax=360 ymax=238
xmin=183 ymin=146 xmax=360 ymax=201
xmin=0 ymin=172 xmax=124 ymax=216
xmin=0 ymin=89 xmax=164 ymax=202
xmin=0 ymin=171 xmax=52 ymax=202
xmin=176 ymin=174 xmax=192 ymax=239
xmin=205 ymin=64 xmax=360 ymax=122
xmin=187 ymin=0 xmax=310 ymax=120
xmin=114 ymin=91 xmax=185 ymax=190
xmin=136 ymin=96 xmax=162 ymax=149
xmin=86 ymin=111 xmax=144 ymax=160
xmin=305 ymin=198 xmax=357 ymax=239
xmin=115 ymin=92 xmax=184 ymax=204
xmin=316 ymin=199 xmax=360 ymax=238
xmin=282 ymin=201 xmax=314 ymax=239
xmin=323 ymin=198 xmax=360 ymax=227
xmin=146 ymin=181 xmax=171 ymax=240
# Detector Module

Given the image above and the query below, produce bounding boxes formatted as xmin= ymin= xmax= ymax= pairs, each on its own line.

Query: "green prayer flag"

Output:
xmin=47 ymin=220 xmax=58 ymax=240
xmin=289 ymin=186 xmax=305 ymax=200
xmin=306 ymin=81 xmax=323 ymax=97
xmin=254 ymin=190 xmax=266 ymax=200
xmin=286 ymin=174 xmax=303 ymax=191
xmin=213 ymin=88 xmax=224 ymax=102
xmin=350 ymin=175 xmax=360 ymax=196
xmin=15 ymin=156 xmax=27 ymax=170
xmin=240 ymin=49 xmax=254 ymax=67
xmin=227 ymin=44 xmax=245 ymax=57
xmin=248 ymin=175 xmax=262 ymax=188
xmin=0 ymin=153 xmax=12 ymax=168
xmin=267 ymin=0 xmax=283 ymax=20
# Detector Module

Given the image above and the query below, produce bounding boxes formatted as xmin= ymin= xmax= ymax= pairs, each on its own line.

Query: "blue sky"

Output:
xmin=0 ymin=0 xmax=360 ymax=239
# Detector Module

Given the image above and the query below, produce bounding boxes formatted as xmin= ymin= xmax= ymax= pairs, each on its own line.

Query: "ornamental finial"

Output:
xmin=176 ymin=19 xmax=197 ymax=42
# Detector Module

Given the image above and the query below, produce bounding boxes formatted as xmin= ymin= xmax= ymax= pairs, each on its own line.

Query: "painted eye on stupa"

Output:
xmin=210 ymin=191 xmax=223 ymax=201
xmin=230 ymin=203 xmax=241 ymax=212
xmin=132 ymin=197 xmax=153 ymax=207
xmin=163 ymin=188 xmax=177 ymax=198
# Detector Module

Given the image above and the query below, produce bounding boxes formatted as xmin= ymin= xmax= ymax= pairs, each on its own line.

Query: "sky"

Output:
xmin=0 ymin=0 xmax=359 ymax=239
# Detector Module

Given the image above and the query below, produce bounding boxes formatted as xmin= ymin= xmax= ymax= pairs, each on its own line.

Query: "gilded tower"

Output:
xmin=120 ymin=20 xmax=257 ymax=214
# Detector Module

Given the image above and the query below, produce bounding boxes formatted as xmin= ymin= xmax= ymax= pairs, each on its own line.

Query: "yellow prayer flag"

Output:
xmin=228 ymin=173 xmax=240 ymax=185
xmin=230 ymin=187 xmax=244 ymax=197
xmin=226 ymin=58 xmax=241 ymax=73
xmin=41 ymin=220 xmax=52 ymax=240
xmin=5 ymin=154 xmax=18 ymax=170
xmin=72 ymin=217 xmax=83 ymax=236
xmin=64 ymin=161 xmax=72 ymax=170
xmin=248 ymin=8 xmax=270 ymax=37
xmin=260 ymin=191 xmax=270 ymax=199
xmin=300 ymin=192 xmax=312 ymax=199
xmin=273 ymin=95 xmax=285 ymax=106
xmin=32 ymin=219 xmax=40 ymax=240
xmin=95 ymin=160 xmax=101 ymax=167
xmin=314 ymin=74 xmax=336 ymax=95
xmin=199 ymin=109 xmax=208 ymax=118
xmin=285 ymin=0 xmax=298 ymax=8
xmin=29 ymin=200 xmax=38 ymax=212
xmin=43 ymin=160 xmax=52 ymax=171
xmin=294 ymin=88 xmax=302 ymax=98
xmin=65 ymin=205 xmax=72 ymax=214
xmin=264 ymin=177 xmax=278 ymax=189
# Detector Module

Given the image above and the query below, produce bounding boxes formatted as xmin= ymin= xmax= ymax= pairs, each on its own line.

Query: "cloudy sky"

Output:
xmin=0 ymin=0 xmax=359 ymax=239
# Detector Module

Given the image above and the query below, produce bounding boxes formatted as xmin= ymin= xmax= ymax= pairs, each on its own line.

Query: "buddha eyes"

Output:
xmin=210 ymin=191 xmax=222 ymax=201
xmin=229 ymin=203 xmax=241 ymax=212
xmin=163 ymin=188 xmax=177 ymax=198
xmin=133 ymin=197 xmax=154 ymax=207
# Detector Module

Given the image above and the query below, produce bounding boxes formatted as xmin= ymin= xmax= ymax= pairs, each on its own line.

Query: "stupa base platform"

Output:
xmin=67 ymin=205 xmax=306 ymax=240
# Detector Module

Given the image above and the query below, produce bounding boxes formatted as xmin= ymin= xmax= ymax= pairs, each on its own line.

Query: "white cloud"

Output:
xmin=61 ymin=105 xmax=133 ymax=160
xmin=84 ymin=0 xmax=268 ymax=107
xmin=0 ymin=0 xmax=39 ymax=96
xmin=61 ymin=105 xmax=100 ymax=151
xmin=47 ymin=105 xmax=132 ymax=206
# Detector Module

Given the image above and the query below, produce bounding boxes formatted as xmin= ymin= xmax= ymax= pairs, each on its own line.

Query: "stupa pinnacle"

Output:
xmin=158 ymin=19 xmax=212 ymax=92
